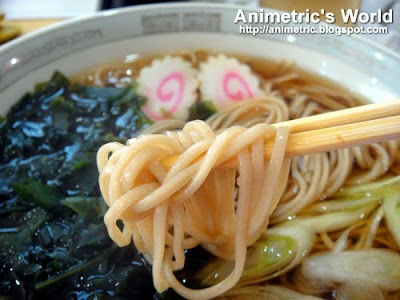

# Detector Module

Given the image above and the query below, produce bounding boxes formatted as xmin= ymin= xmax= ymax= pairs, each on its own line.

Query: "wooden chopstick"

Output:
xmin=271 ymin=101 xmax=400 ymax=133
xmin=272 ymin=115 xmax=400 ymax=157
xmin=161 ymin=101 xmax=400 ymax=169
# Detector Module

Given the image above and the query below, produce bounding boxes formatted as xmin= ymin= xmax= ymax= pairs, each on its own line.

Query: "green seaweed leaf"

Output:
xmin=61 ymin=196 xmax=107 ymax=222
xmin=12 ymin=179 xmax=62 ymax=211
xmin=0 ymin=208 xmax=49 ymax=250
xmin=189 ymin=101 xmax=217 ymax=121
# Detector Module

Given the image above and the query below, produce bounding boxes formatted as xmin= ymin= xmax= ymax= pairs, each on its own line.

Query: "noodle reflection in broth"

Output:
xmin=92 ymin=50 xmax=400 ymax=299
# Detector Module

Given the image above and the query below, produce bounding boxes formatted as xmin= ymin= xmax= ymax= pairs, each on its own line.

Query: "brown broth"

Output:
xmin=71 ymin=49 xmax=367 ymax=108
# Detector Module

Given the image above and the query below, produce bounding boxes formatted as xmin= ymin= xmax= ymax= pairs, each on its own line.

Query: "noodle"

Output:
xmin=206 ymin=97 xmax=289 ymax=131
xmin=142 ymin=97 xmax=397 ymax=225
xmin=98 ymin=121 xmax=290 ymax=299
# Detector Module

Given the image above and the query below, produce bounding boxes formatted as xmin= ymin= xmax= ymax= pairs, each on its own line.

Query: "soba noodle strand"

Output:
xmin=98 ymin=121 xmax=290 ymax=299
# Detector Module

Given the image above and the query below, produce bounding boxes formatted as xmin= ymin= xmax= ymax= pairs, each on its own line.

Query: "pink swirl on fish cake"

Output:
xmin=221 ymin=71 xmax=254 ymax=102
xmin=144 ymin=72 xmax=184 ymax=120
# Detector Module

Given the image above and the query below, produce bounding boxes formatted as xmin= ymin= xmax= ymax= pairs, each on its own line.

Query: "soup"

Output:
xmin=1 ymin=50 xmax=399 ymax=299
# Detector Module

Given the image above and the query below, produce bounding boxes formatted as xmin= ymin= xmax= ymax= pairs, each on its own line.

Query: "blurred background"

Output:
xmin=0 ymin=0 xmax=399 ymax=50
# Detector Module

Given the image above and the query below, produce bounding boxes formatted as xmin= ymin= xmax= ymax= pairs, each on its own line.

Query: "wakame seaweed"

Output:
xmin=0 ymin=72 xmax=156 ymax=299
xmin=188 ymin=101 xmax=216 ymax=121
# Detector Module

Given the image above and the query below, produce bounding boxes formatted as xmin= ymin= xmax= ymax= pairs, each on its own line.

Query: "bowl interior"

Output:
xmin=1 ymin=3 xmax=400 ymax=115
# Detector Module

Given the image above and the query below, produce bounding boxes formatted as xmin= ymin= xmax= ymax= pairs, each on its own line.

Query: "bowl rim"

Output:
xmin=1 ymin=2 xmax=400 ymax=62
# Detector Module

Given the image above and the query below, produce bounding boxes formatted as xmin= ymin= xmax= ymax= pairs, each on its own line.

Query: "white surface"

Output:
xmin=1 ymin=3 xmax=400 ymax=115
xmin=0 ymin=0 xmax=99 ymax=19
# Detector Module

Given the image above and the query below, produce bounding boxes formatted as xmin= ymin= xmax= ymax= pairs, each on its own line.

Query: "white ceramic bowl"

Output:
xmin=1 ymin=3 xmax=400 ymax=115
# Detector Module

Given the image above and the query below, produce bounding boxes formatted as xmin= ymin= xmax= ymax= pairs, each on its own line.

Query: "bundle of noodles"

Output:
xmin=262 ymin=76 xmax=399 ymax=222
xmin=203 ymin=94 xmax=352 ymax=223
xmin=97 ymin=120 xmax=291 ymax=299
xmin=268 ymin=92 xmax=354 ymax=222
xmin=206 ymin=97 xmax=289 ymax=131
xmin=202 ymin=84 xmax=394 ymax=222
xmin=142 ymin=95 xmax=398 ymax=225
